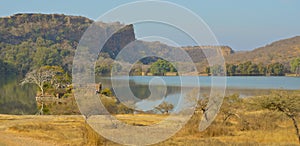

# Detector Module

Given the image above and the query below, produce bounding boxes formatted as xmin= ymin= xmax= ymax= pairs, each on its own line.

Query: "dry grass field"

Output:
xmin=0 ymin=113 xmax=299 ymax=146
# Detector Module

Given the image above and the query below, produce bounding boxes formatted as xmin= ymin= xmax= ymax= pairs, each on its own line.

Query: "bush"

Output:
xmin=101 ymin=88 xmax=112 ymax=97
xmin=100 ymin=96 xmax=118 ymax=114
xmin=62 ymin=93 xmax=72 ymax=98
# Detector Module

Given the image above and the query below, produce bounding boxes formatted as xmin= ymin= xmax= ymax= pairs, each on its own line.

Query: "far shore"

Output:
xmin=129 ymin=72 xmax=300 ymax=77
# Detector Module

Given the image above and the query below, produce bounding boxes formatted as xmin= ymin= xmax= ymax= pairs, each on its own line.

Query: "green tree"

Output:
xmin=112 ymin=63 xmax=122 ymax=72
xmin=257 ymin=63 xmax=266 ymax=75
xmin=51 ymin=66 xmax=70 ymax=88
xmin=209 ymin=65 xmax=224 ymax=76
xmin=241 ymin=61 xmax=252 ymax=74
xmin=33 ymin=47 xmax=62 ymax=68
xmin=236 ymin=64 xmax=244 ymax=74
xmin=247 ymin=63 xmax=259 ymax=74
xmin=95 ymin=65 xmax=111 ymax=75
xmin=150 ymin=59 xmax=177 ymax=76
xmin=205 ymin=67 xmax=210 ymax=74
xmin=129 ymin=63 xmax=142 ymax=76
xmin=226 ymin=64 xmax=236 ymax=76
xmin=291 ymin=58 xmax=300 ymax=76
xmin=15 ymin=47 xmax=33 ymax=74
xmin=0 ymin=59 xmax=16 ymax=76
xmin=259 ymin=91 xmax=300 ymax=143
xmin=268 ymin=63 xmax=285 ymax=76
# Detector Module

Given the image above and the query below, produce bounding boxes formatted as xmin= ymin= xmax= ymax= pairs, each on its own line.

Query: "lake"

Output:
xmin=96 ymin=76 xmax=300 ymax=111
xmin=0 ymin=75 xmax=37 ymax=114
xmin=0 ymin=76 xmax=299 ymax=114
xmin=102 ymin=76 xmax=300 ymax=90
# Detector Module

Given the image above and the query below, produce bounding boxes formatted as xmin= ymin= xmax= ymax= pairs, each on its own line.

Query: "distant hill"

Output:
xmin=0 ymin=13 xmax=299 ymax=76
xmin=183 ymin=46 xmax=234 ymax=63
xmin=0 ymin=13 xmax=92 ymax=46
xmin=0 ymin=13 xmax=235 ymax=75
xmin=0 ymin=13 xmax=135 ymax=74
xmin=225 ymin=36 xmax=300 ymax=67
xmin=113 ymin=42 xmax=234 ymax=65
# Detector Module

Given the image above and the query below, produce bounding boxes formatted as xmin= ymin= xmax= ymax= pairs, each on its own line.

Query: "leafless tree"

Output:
xmin=20 ymin=66 xmax=60 ymax=96
xmin=155 ymin=101 xmax=174 ymax=114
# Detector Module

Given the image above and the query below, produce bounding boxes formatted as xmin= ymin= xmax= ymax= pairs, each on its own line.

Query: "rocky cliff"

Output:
xmin=102 ymin=24 xmax=135 ymax=59
xmin=183 ymin=46 xmax=234 ymax=63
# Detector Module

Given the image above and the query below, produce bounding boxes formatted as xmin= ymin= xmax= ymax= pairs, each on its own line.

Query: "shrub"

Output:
xmin=101 ymin=88 xmax=112 ymax=97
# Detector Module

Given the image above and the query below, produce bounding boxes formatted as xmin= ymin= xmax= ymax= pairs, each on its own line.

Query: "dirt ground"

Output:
xmin=0 ymin=114 xmax=299 ymax=146
xmin=0 ymin=115 xmax=86 ymax=146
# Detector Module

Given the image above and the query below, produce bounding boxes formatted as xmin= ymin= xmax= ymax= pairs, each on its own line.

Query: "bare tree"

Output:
xmin=196 ymin=94 xmax=247 ymax=127
xmin=260 ymin=91 xmax=300 ymax=143
xmin=155 ymin=101 xmax=174 ymax=114
xmin=37 ymin=102 xmax=44 ymax=115
xmin=221 ymin=94 xmax=243 ymax=123
xmin=21 ymin=66 xmax=60 ymax=96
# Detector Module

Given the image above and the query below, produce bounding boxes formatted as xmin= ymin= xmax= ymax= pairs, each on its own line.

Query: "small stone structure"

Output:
xmin=95 ymin=82 xmax=102 ymax=94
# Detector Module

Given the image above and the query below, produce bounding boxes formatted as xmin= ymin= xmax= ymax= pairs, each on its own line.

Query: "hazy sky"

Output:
xmin=1 ymin=0 xmax=300 ymax=51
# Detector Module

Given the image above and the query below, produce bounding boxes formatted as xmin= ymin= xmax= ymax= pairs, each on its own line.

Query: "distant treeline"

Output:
xmin=95 ymin=59 xmax=300 ymax=77
xmin=0 ymin=59 xmax=17 ymax=76
xmin=95 ymin=59 xmax=178 ymax=76
xmin=206 ymin=61 xmax=286 ymax=76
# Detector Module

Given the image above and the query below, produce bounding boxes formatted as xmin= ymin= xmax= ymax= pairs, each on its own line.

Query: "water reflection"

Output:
xmin=97 ymin=76 xmax=200 ymax=112
xmin=96 ymin=76 xmax=281 ymax=112
xmin=0 ymin=74 xmax=292 ymax=115
xmin=0 ymin=75 xmax=37 ymax=114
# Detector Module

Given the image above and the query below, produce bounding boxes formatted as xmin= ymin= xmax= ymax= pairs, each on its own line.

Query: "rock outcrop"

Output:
xmin=183 ymin=46 xmax=234 ymax=63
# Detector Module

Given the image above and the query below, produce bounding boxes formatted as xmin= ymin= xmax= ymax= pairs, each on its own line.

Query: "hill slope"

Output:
xmin=0 ymin=13 xmax=135 ymax=74
xmin=225 ymin=36 xmax=300 ymax=66
xmin=0 ymin=13 xmax=299 ymax=75
xmin=0 ymin=13 xmax=235 ymax=74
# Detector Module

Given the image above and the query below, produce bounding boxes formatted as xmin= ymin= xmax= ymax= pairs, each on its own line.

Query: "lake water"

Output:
xmin=103 ymin=76 xmax=300 ymax=90
xmin=1 ymin=76 xmax=299 ymax=114
xmin=96 ymin=76 xmax=300 ymax=111
xmin=0 ymin=75 xmax=37 ymax=114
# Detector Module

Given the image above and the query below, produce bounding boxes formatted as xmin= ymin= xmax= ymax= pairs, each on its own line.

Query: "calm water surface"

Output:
xmin=97 ymin=76 xmax=300 ymax=111
xmin=1 ymin=76 xmax=299 ymax=114
xmin=0 ymin=75 xmax=36 ymax=114
xmin=103 ymin=76 xmax=300 ymax=90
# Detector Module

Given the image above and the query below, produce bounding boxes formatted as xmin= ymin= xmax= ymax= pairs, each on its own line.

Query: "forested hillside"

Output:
xmin=0 ymin=13 xmax=299 ymax=76
xmin=0 ymin=13 xmax=135 ymax=75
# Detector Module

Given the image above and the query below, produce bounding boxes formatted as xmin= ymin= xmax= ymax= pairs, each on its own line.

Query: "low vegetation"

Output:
xmin=1 ymin=91 xmax=299 ymax=145
xmin=1 ymin=13 xmax=300 ymax=145
xmin=259 ymin=91 xmax=300 ymax=143
xmin=17 ymin=66 xmax=300 ymax=144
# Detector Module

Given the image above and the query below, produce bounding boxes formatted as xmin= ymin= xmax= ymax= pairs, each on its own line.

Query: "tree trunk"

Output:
xmin=290 ymin=115 xmax=300 ymax=143
xmin=39 ymin=85 xmax=44 ymax=96
xmin=223 ymin=113 xmax=234 ymax=123
xmin=296 ymin=66 xmax=300 ymax=76
xmin=39 ymin=102 xmax=44 ymax=115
